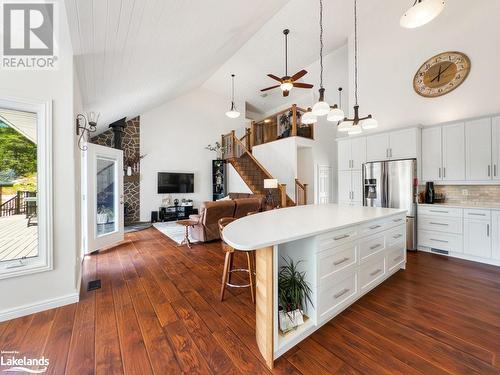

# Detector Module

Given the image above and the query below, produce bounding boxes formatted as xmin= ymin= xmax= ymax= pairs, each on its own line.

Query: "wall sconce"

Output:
xmin=76 ymin=112 xmax=100 ymax=151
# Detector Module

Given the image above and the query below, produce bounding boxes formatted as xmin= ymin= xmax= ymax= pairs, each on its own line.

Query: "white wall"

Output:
xmin=348 ymin=0 xmax=500 ymax=131
xmin=227 ymin=164 xmax=252 ymax=194
xmin=297 ymin=147 xmax=314 ymax=204
xmin=140 ymin=88 xmax=246 ymax=220
xmin=0 ymin=1 xmax=79 ymax=317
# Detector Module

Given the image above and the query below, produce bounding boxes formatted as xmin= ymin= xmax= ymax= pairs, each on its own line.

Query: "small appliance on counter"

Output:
xmin=425 ymin=181 xmax=434 ymax=204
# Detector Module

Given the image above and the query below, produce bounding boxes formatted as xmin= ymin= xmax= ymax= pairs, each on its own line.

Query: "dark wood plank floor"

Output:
xmin=1 ymin=227 xmax=499 ymax=374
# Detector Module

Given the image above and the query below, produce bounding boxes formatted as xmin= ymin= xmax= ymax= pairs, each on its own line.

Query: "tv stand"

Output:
xmin=159 ymin=205 xmax=197 ymax=222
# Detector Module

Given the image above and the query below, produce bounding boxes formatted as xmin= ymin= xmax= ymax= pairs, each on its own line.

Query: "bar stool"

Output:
xmin=218 ymin=217 xmax=256 ymax=303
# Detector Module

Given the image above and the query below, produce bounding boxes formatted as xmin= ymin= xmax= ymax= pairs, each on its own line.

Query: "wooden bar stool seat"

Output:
xmin=218 ymin=217 xmax=256 ymax=303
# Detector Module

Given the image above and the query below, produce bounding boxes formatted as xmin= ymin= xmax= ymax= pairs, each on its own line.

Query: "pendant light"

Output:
xmin=339 ymin=0 xmax=377 ymax=135
xmin=225 ymin=74 xmax=240 ymax=119
xmin=302 ymin=108 xmax=317 ymax=124
xmin=400 ymin=0 xmax=445 ymax=29
xmin=327 ymin=87 xmax=345 ymax=122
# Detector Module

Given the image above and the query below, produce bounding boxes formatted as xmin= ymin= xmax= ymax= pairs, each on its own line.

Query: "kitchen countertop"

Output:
xmin=222 ymin=204 xmax=406 ymax=251
xmin=418 ymin=202 xmax=500 ymax=210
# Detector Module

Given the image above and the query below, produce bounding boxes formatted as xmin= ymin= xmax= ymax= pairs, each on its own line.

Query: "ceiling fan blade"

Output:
xmin=260 ymin=85 xmax=280 ymax=92
xmin=267 ymin=74 xmax=283 ymax=82
xmin=293 ymin=82 xmax=314 ymax=89
xmin=283 ymin=90 xmax=290 ymax=97
xmin=290 ymin=69 xmax=307 ymax=81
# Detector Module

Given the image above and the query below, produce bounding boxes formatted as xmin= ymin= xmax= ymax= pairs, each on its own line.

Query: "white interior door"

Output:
xmin=84 ymin=143 xmax=124 ymax=253
xmin=317 ymin=165 xmax=331 ymax=204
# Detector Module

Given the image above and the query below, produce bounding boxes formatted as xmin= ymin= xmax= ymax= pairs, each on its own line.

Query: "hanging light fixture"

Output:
xmin=302 ymin=108 xmax=317 ymax=124
xmin=327 ymin=87 xmax=345 ymax=122
xmin=400 ymin=0 xmax=445 ymax=29
xmin=340 ymin=0 xmax=378 ymax=135
xmin=225 ymin=74 xmax=240 ymax=119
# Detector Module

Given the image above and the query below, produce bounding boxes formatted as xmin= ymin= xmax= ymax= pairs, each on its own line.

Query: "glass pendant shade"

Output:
xmin=400 ymin=0 xmax=445 ymax=29
xmin=280 ymin=82 xmax=293 ymax=91
xmin=312 ymin=100 xmax=330 ymax=116
xmin=302 ymin=110 xmax=317 ymax=124
xmin=327 ymin=107 xmax=345 ymax=122
xmin=361 ymin=117 xmax=378 ymax=130
xmin=348 ymin=126 xmax=362 ymax=135
xmin=225 ymin=102 xmax=240 ymax=118
xmin=337 ymin=120 xmax=353 ymax=132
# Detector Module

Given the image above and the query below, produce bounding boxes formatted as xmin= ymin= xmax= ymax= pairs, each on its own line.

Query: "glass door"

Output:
xmin=84 ymin=143 xmax=124 ymax=253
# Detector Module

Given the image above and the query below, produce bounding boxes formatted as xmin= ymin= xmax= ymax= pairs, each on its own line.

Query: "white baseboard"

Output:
xmin=418 ymin=246 xmax=500 ymax=267
xmin=0 ymin=292 xmax=79 ymax=322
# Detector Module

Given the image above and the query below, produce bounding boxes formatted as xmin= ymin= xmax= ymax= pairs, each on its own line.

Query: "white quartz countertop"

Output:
xmin=222 ymin=204 xmax=406 ymax=251
xmin=418 ymin=203 xmax=500 ymax=210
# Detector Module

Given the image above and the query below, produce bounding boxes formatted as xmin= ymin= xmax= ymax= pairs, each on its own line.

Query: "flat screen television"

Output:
xmin=158 ymin=172 xmax=194 ymax=194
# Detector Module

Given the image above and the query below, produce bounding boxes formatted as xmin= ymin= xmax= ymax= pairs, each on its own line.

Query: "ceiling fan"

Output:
xmin=261 ymin=29 xmax=313 ymax=97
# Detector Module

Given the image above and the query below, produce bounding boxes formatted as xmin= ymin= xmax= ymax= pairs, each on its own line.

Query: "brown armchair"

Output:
xmin=233 ymin=198 xmax=262 ymax=219
xmin=189 ymin=200 xmax=235 ymax=242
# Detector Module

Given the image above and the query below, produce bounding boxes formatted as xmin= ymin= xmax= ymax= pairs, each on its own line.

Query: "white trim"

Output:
xmin=0 ymin=292 xmax=79 ymax=322
xmin=0 ymin=96 xmax=53 ymax=279
xmin=418 ymin=246 xmax=500 ymax=267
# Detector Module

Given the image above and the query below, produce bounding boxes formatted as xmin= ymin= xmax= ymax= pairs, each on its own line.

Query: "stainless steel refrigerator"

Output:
xmin=363 ymin=159 xmax=417 ymax=250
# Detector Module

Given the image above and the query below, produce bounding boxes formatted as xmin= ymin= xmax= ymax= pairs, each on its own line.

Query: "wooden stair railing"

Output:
xmin=221 ymin=131 xmax=293 ymax=207
xmin=295 ymin=179 xmax=308 ymax=206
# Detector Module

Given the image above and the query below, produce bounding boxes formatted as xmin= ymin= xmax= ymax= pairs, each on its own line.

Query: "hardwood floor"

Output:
xmin=1 ymin=227 xmax=499 ymax=374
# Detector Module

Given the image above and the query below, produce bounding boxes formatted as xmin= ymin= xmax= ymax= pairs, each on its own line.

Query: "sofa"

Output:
xmin=189 ymin=195 xmax=262 ymax=242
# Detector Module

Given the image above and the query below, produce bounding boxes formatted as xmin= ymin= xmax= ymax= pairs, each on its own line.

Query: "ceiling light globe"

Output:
xmin=312 ymin=101 xmax=330 ymax=116
xmin=361 ymin=117 xmax=378 ymax=130
xmin=327 ymin=107 xmax=345 ymax=122
xmin=348 ymin=126 xmax=363 ymax=136
xmin=302 ymin=111 xmax=317 ymax=124
xmin=400 ymin=0 xmax=445 ymax=29
xmin=280 ymin=82 xmax=293 ymax=91
xmin=337 ymin=120 xmax=353 ymax=132
xmin=225 ymin=110 xmax=240 ymax=119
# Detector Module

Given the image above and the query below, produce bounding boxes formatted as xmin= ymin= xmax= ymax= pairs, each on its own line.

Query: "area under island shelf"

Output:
xmin=223 ymin=204 xmax=407 ymax=369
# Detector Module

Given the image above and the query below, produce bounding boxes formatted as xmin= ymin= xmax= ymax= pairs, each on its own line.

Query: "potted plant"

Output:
xmin=205 ymin=142 xmax=228 ymax=160
xmin=278 ymin=257 xmax=313 ymax=333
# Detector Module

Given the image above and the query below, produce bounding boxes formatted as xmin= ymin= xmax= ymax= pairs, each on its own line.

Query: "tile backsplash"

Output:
xmin=419 ymin=185 xmax=500 ymax=204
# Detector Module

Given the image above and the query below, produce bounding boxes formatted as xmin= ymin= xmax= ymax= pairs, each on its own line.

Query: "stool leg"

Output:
xmin=228 ymin=251 xmax=234 ymax=283
xmin=220 ymin=252 xmax=231 ymax=302
xmin=246 ymin=252 xmax=255 ymax=304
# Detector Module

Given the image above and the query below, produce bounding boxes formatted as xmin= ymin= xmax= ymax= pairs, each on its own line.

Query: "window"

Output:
xmin=0 ymin=97 xmax=52 ymax=279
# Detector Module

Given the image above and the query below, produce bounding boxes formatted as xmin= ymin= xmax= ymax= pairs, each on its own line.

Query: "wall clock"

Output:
xmin=413 ymin=51 xmax=471 ymax=98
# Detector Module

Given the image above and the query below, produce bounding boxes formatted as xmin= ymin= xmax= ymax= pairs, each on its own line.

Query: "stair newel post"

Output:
xmin=250 ymin=121 xmax=255 ymax=149
xmin=231 ymin=130 xmax=237 ymax=157
xmin=279 ymin=184 xmax=287 ymax=208
xmin=292 ymin=104 xmax=297 ymax=137
xmin=303 ymin=184 xmax=308 ymax=205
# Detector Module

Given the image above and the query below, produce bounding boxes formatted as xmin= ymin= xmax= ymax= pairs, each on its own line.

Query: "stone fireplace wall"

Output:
xmin=92 ymin=116 xmax=141 ymax=224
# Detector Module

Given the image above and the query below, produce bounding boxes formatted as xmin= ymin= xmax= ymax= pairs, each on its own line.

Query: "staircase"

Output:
xmin=222 ymin=131 xmax=304 ymax=207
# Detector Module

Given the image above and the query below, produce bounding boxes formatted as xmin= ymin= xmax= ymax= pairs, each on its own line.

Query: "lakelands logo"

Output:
xmin=1 ymin=0 xmax=59 ymax=69
xmin=1 ymin=351 xmax=49 ymax=373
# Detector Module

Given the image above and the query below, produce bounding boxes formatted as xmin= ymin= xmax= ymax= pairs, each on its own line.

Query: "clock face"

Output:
xmin=413 ymin=51 xmax=471 ymax=98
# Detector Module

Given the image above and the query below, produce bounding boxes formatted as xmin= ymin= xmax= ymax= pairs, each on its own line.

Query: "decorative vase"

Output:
xmin=278 ymin=309 xmax=304 ymax=333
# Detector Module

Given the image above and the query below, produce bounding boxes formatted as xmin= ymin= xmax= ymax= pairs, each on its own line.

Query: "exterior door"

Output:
xmin=442 ymin=122 xmax=465 ymax=181
xmin=465 ymin=118 xmax=492 ymax=181
xmin=84 ymin=143 xmax=124 ymax=253
xmin=317 ymin=165 xmax=331 ymax=204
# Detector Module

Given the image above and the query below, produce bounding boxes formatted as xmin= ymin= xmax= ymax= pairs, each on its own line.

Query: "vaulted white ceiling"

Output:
xmin=65 ymin=0 xmax=290 ymax=129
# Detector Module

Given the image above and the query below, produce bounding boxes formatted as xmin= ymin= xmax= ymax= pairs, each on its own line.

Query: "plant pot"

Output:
xmin=97 ymin=213 xmax=108 ymax=224
xmin=278 ymin=309 xmax=304 ymax=333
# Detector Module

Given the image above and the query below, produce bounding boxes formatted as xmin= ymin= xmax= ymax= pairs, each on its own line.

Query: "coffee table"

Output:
xmin=176 ymin=219 xmax=198 ymax=249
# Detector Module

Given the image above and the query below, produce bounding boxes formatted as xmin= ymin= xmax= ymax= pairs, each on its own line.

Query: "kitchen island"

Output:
xmin=223 ymin=204 xmax=407 ymax=369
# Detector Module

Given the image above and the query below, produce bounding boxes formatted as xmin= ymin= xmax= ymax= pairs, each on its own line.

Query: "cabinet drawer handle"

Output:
xmin=370 ymin=243 xmax=382 ymax=250
xmin=430 ymin=238 xmax=448 ymax=243
xmin=468 ymin=213 xmax=486 ymax=216
xmin=393 ymin=255 xmax=403 ymax=262
xmin=369 ymin=225 xmax=381 ymax=230
xmin=370 ymin=269 xmax=382 ymax=277
xmin=334 ymin=288 xmax=350 ymax=299
xmin=393 ymin=234 xmax=403 ymax=239
xmin=430 ymin=222 xmax=449 ymax=226
xmin=334 ymin=234 xmax=350 ymax=241
xmin=487 ymin=224 xmax=490 ymax=237
xmin=333 ymin=257 xmax=350 ymax=266
xmin=429 ymin=210 xmax=449 ymax=213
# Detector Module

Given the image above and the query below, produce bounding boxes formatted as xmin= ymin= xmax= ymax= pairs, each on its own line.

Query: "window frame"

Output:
xmin=0 ymin=96 xmax=53 ymax=279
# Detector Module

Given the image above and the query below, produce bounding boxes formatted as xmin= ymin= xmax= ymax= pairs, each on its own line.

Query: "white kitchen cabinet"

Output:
xmin=464 ymin=209 xmax=491 ymax=259
xmin=389 ymin=128 xmax=418 ymax=160
xmin=492 ymin=117 xmax=500 ymax=180
xmin=492 ymin=210 xmax=500 ymax=260
xmin=366 ymin=133 xmax=389 ymax=161
xmin=421 ymin=127 xmax=442 ymax=181
xmin=465 ymin=118 xmax=492 ymax=181
xmin=442 ymin=123 xmax=465 ymax=181
xmin=337 ymin=137 xmax=366 ymax=171
xmin=338 ymin=170 xmax=362 ymax=205
xmin=351 ymin=170 xmax=363 ymax=204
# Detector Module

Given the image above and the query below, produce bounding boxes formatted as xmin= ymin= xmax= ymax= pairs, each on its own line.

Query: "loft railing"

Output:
xmin=0 ymin=190 xmax=35 ymax=217
xmin=295 ymin=179 xmax=308 ymax=206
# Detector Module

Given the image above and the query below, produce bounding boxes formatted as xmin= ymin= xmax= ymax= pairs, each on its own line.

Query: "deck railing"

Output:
xmin=0 ymin=191 xmax=35 ymax=217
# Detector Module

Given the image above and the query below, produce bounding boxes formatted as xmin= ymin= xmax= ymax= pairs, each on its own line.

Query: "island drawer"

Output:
xmin=418 ymin=216 xmax=462 ymax=234
xmin=387 ymin=247 xmax=405 ymax=272
xmin=359 ymin=256 xmax=386 ymax=291
xmin=386 ymin=225 xmax=405 ymax=247
xmin=464 ymin=209 xmax=491 ymax=220
xmin=418 ymin=205 xmax=463 ymax=218
xmin=419 ymin=230 xmax=463 ymax=253
xmin=317 ymin=226 xmax=357 ymax=252
xmin=359 ymin=233 xmax=386 ymax=262
xmin=318 ymin=270 xmax=357 ymax=319
xmin=317 ymin=243 xmax=357 ymax=283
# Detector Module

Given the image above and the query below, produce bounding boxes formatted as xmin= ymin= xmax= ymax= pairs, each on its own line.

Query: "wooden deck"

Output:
xmin=0 ymin=214 xmax=38 ymax=262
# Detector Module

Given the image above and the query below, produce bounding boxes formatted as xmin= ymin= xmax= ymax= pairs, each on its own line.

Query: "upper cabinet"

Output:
xmin=421 ymin=127 xmax=442 ymax=181
xmin=338 ymin=137 xmax=366 ymax=171
xmin=465 ymin=118 xmax=492 ymax=181
xmin=492 ymin=116 xmax=500 ymax=180
xmin=366 ymin=128 xmax=419 ymax=162
xmin=442 ymin=123 xmax=466 ymax=181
